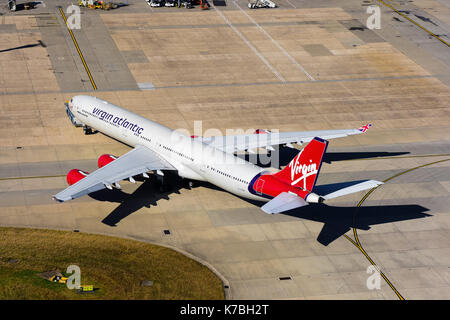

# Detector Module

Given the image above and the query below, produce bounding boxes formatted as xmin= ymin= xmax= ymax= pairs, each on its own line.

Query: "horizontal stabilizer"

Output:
xmin=320 ymin=180 xmax=383 ymax=200
xmin=261 ymin=192 xmax=308 ymax=214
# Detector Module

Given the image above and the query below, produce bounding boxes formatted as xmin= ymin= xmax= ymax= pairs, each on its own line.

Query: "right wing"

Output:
xmin=199 ymin=124 xmax=372 ymax=153
xmin=53 ymin=145 xmax=175 ymax=202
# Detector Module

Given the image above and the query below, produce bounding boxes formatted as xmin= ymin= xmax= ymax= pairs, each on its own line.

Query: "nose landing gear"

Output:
xmin=83 ymin=126 xmax=97 ymax=135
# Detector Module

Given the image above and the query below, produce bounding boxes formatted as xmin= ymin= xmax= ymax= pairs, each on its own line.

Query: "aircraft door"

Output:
xmin=254 ymin=178 xmax=265 ymax=195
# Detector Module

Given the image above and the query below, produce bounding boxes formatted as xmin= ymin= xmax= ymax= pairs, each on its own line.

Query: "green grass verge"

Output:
xmin=0 ymin=227 xmax=224 ymax=299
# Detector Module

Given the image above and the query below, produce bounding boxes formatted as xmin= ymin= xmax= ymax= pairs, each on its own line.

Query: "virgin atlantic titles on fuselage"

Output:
xmin=55 ymin=95 xmax=382 ymax=214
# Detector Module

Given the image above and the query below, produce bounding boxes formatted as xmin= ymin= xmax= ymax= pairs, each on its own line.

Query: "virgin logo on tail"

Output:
xmin=289 ymin=150 xmax=318 ymax=188
xmin=273 ymin=137 xmax=328 ymax=192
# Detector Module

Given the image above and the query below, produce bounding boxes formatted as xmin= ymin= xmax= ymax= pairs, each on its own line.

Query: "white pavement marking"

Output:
xmin=138 ymin=82 xmax=155 ymax=90
xmin=285 ymin=0 xmax=296 ymax=8
xmin=232 ymin=0 xmax=315 ymax=81
xmin=213 ymin=5 xmax=286 ymax=83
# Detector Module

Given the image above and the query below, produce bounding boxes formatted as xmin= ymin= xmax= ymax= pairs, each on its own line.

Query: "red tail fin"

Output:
xmin=274 ymin=137 xmax=328 ymax=191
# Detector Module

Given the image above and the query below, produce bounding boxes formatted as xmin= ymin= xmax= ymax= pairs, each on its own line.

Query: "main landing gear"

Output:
xmin=156 ymin=170 xmax=171 ymax=192
xmin=83 ymin=126 xmax=97 ymax=135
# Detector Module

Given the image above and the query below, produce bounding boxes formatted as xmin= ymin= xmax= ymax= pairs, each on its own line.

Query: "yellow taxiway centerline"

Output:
xmin=345 ymin=157 xmax=450 ymax=300
xmin=58 ymin=7 xmax=97 ymax=90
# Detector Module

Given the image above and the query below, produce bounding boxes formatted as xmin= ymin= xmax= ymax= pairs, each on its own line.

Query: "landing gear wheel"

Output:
xmin=83 ymin=126 xmax=93 ymax=135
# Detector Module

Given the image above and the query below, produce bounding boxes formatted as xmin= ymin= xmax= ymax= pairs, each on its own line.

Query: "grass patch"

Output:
xmin=0 ymin=227 xmax=224 ymax=299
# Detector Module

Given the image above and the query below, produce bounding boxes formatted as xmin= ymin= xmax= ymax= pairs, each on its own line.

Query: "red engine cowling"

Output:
xmin=66 ymin=169 xmax=88 ymax=186
xmin=98 ymin=154 xmax=117 ymax=168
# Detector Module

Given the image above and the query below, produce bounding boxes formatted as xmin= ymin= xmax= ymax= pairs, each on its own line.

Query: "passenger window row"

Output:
xmin=162 ymin=145 xmax=194 ymax=161
xmin=207 ymin=165 xmax=248 ymax=184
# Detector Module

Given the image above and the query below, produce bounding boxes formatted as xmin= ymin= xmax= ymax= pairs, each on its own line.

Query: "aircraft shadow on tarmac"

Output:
xmin=280 ymin=203 xmax=431 ymax=246
xmin=239 ymin=194 xmax=430 ymax=246
xmin=91 ymin=172 xmax=430 ymax=247
xmin=90 ymin=148 xmax=422 ymax=245
xmin=91 ymin=173 xmax=195 ymax=227
xmin=237 ymin=147 xmax=410 ymax=168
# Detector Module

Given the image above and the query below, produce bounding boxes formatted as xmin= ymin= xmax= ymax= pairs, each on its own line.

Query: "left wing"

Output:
xmin=199 ymin=124 xmax=372 ymax=153
xmin=53 ymin=145 xmax=175 ymax=202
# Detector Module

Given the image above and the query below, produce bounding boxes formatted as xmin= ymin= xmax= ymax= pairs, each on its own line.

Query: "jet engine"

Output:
xmin=97 ymin=154 xmax=117 ymax=168
xmin=66 ymin=169 xmax=88 ymax=186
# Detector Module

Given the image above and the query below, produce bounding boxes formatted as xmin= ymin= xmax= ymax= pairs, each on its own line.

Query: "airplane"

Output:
xmin=54 ymin=95 xmax=382 ymax=214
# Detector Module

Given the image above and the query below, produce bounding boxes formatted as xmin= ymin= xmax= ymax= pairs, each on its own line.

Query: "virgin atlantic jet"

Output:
xmin=54 ymin=95 xmax=382 ymax=214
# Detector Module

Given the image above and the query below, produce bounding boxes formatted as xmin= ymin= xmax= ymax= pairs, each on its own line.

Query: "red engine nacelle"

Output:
xmin=98 ymin=154 xmax=117 ymax=168
xmin=66 ymin=169 xmax=88 ymax=186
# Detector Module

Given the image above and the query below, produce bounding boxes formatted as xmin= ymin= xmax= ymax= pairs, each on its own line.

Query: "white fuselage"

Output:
xmin=68 ymin=95 xmax=267 ymax=201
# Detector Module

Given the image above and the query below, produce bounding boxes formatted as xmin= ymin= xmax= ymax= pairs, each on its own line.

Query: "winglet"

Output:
xmin=358 ymin=123 xmax=372 ymax=133
xmin=52 ymin=196 xmax=64 ymax=203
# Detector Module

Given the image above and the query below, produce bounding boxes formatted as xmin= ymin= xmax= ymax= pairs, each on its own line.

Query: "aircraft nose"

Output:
xmin=68 ymin=96 xmax=78 ymax=111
